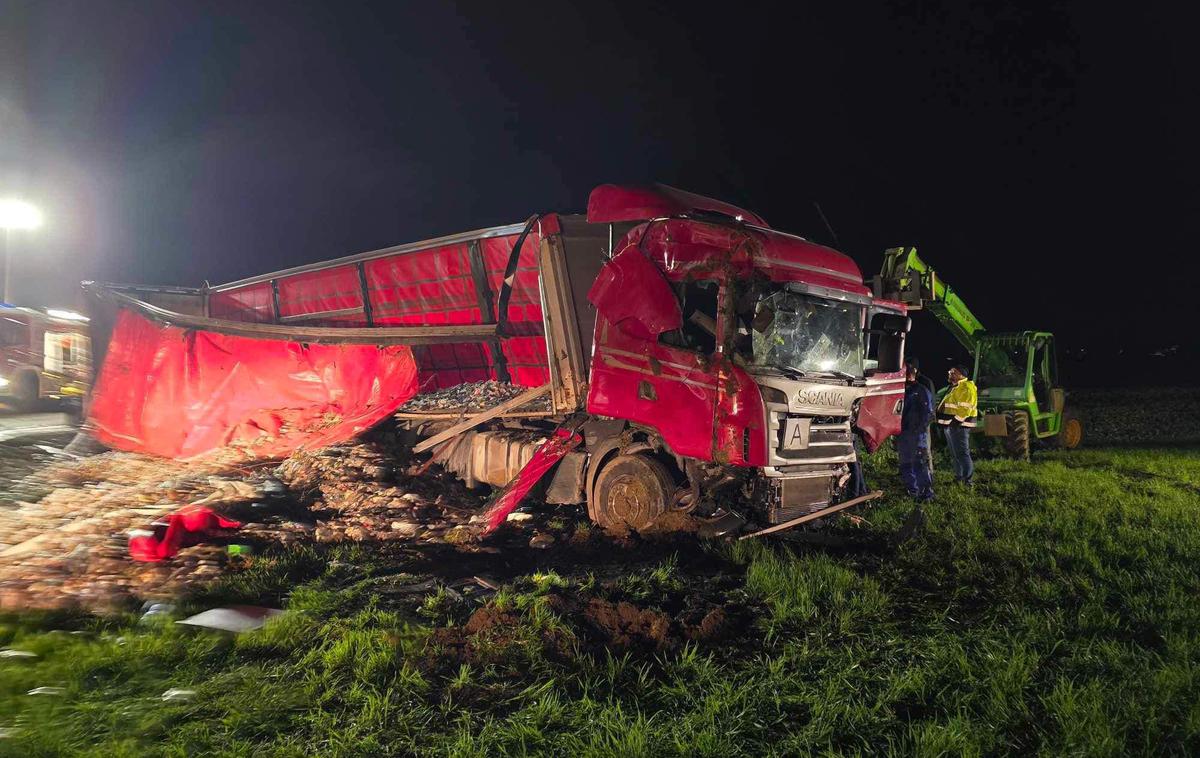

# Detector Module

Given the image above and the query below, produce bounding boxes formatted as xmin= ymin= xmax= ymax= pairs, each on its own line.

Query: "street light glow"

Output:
xmin=0 ymin=199 xmax=43 ymax=230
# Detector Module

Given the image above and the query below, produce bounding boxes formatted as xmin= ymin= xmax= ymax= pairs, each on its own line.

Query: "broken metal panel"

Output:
xmin=557 ymin=215 xmax=630 ymax=372
xmin=538 ymin=235 xmax=587 ymax=412
xmin=587 ymin=245 xmax=683 ymax=339
xmin=856 ymin=373 xmax=906 ymax=452
xmin=587 ymin=319 xmax=718 ymax=462
xmin=713 ymin=359 xmax=768 ymax=466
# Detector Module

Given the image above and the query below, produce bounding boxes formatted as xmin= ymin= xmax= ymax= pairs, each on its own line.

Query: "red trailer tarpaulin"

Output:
xmin=88 ymin=309 xmax=419 ymax=459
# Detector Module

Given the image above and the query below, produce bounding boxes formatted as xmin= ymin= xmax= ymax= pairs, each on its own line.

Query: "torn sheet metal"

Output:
xmin=856 ymin=373 xmax=906 ymax=452
xmin=713 ymin=360 xmax=768 ymax=466
xmin=481 ymin=427 xmax=584 ymax=534
xmin=587 ymin=246 xmax=683 ymax=339
xmin=88 ymin=309 xmax=419 ymax=459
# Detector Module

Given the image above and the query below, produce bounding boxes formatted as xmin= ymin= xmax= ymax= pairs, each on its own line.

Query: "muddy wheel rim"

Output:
xmin=1063 ymin=419 xmax=1082 ymax=448
xmin=607 ymin=474 xmax=658 ymax=528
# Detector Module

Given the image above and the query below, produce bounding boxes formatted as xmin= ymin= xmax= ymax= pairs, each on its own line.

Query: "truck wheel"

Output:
xmin=1056 ymin=409 xmax=1083 ymax=449
xmin=1004 ymin=410 xmax=1030 ymax=460
xmin=591 ymin=454 xmax=673 ymax=532
xmin=12 ymin=372 xmax=39 ymax=412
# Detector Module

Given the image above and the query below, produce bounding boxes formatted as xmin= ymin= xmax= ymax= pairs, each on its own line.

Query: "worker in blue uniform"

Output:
xmin=898 ymin=360 xmax=935 ymax=500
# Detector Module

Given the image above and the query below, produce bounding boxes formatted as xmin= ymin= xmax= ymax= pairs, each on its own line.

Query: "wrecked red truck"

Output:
xmin=83 ymin=184 xmax=910 ymax=533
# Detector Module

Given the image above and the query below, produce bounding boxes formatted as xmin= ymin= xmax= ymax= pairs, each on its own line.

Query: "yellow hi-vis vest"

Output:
xmin=937 ymin=379 xmax=978 ymax=427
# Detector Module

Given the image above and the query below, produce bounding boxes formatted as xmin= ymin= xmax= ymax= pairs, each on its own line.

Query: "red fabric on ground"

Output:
xmin=128 ymin=505 xmax=242 ymax=562
xmin=89 ymin=309 xmax=419 ymax=459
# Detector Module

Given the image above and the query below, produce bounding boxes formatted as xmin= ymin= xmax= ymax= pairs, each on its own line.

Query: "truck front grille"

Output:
xmin=769 ymin=413 xmax=854 ymax=464
xmin=767 ymin=474 xmax=838 ymax=523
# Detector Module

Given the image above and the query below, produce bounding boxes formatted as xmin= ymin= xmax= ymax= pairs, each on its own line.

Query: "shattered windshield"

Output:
xmin=745 ymin=289 xmax=863 ymax=378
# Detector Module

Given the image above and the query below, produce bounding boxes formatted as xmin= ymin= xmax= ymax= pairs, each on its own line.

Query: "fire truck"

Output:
xmin=0 ymin=306 xmax=90 ymax=412
xmin=85 ymin=185 xmax=911 ymax=532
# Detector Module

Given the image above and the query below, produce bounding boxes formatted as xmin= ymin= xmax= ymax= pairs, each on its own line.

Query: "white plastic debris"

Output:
xmin=140 ymin=602 xmax=175 ymax=623
xmin=27 ymin=687 xmax=66 ymax=696
xmin=506 ymin=512 xmax=534 ymax=523
xmin=176 ymin=605 xmax=284 ymax=633
xmin=0 ymin=649 xmax=37 ymax=659
xmin=161 ymin=688 xmax=197 ymax=702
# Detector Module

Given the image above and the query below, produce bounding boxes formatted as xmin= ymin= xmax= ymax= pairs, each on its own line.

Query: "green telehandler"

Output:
xmin=872 ymin=247 xmax=1083 ymax=459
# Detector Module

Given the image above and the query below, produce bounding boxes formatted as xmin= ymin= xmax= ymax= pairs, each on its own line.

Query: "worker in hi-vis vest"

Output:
xmin=937 ymin=364 xmax=978 ymax=487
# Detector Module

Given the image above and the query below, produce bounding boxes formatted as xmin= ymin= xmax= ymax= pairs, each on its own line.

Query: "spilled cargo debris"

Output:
xmin=398 ymin=380 xmax=552 ymax=414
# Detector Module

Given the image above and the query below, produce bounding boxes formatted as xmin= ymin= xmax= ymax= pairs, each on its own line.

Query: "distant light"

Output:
xmin=0 ymin=199 xmax=43 ymax=230
xmin=46 ymin=309 xmax=88 ymax=321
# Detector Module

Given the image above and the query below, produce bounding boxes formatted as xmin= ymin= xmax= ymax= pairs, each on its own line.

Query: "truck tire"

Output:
xmin=1056 ymin=409 xmax=1084 ymax=449
xmin=12 ymin=371 xmax=39 ymax=413
xmin=591 ymin=454 xmax=674 ymax=532
xmin=1004 ymin=410 xmax=1030 ymax=460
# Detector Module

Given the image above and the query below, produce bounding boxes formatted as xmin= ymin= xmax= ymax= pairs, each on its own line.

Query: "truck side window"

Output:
xmin=0 ymin=319 xmax=25 ymax=347
xmin=864 ymin=312 xmax=907 ymax=374
xmin=658 ymin=280 xmax=718 ymax=354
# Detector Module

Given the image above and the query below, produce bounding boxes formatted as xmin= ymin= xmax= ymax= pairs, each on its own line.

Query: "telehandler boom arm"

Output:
xmin=871 ymin=246 xmax=986 ymax=354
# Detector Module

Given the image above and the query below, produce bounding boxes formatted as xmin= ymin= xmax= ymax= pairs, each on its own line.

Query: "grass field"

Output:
xmin=1 ymin=445 xmax=1198 ymax=756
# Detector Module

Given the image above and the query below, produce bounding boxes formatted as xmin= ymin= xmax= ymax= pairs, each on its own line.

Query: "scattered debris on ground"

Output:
xmin=0 ymin=426 xmax=592 ymax=613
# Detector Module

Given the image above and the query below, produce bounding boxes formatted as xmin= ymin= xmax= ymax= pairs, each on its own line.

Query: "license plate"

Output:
xmin=782 ymin=418 xmax=811 ymax=450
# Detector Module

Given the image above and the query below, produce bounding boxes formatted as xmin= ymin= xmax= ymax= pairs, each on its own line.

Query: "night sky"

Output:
xmin=2 ymin=1 xmax=1195 ymax=385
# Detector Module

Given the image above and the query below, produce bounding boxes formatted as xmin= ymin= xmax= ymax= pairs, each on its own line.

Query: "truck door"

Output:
xmin=588 ymin=278 xmax=720 ymax=462
xmin=857 ymin=311 xmax=909 ymax=451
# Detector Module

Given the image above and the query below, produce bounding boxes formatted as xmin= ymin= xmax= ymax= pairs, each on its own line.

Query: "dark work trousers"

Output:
xmin=943 ymin=424 xmax=975 ymax=485
xmin=897 ymin=431 xmax=934 ymax=500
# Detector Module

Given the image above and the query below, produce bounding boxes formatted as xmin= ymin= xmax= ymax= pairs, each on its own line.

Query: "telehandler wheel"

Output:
xmin=1057 ymin=410 xmax=1084 ymax=449
xmin=12 ymin=371 xmax=39 ymax=413
xmin=1003 ymin=410 xmax=1030 ymax=460
xmin=591 ymin=454 xmax=673 ymax=532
